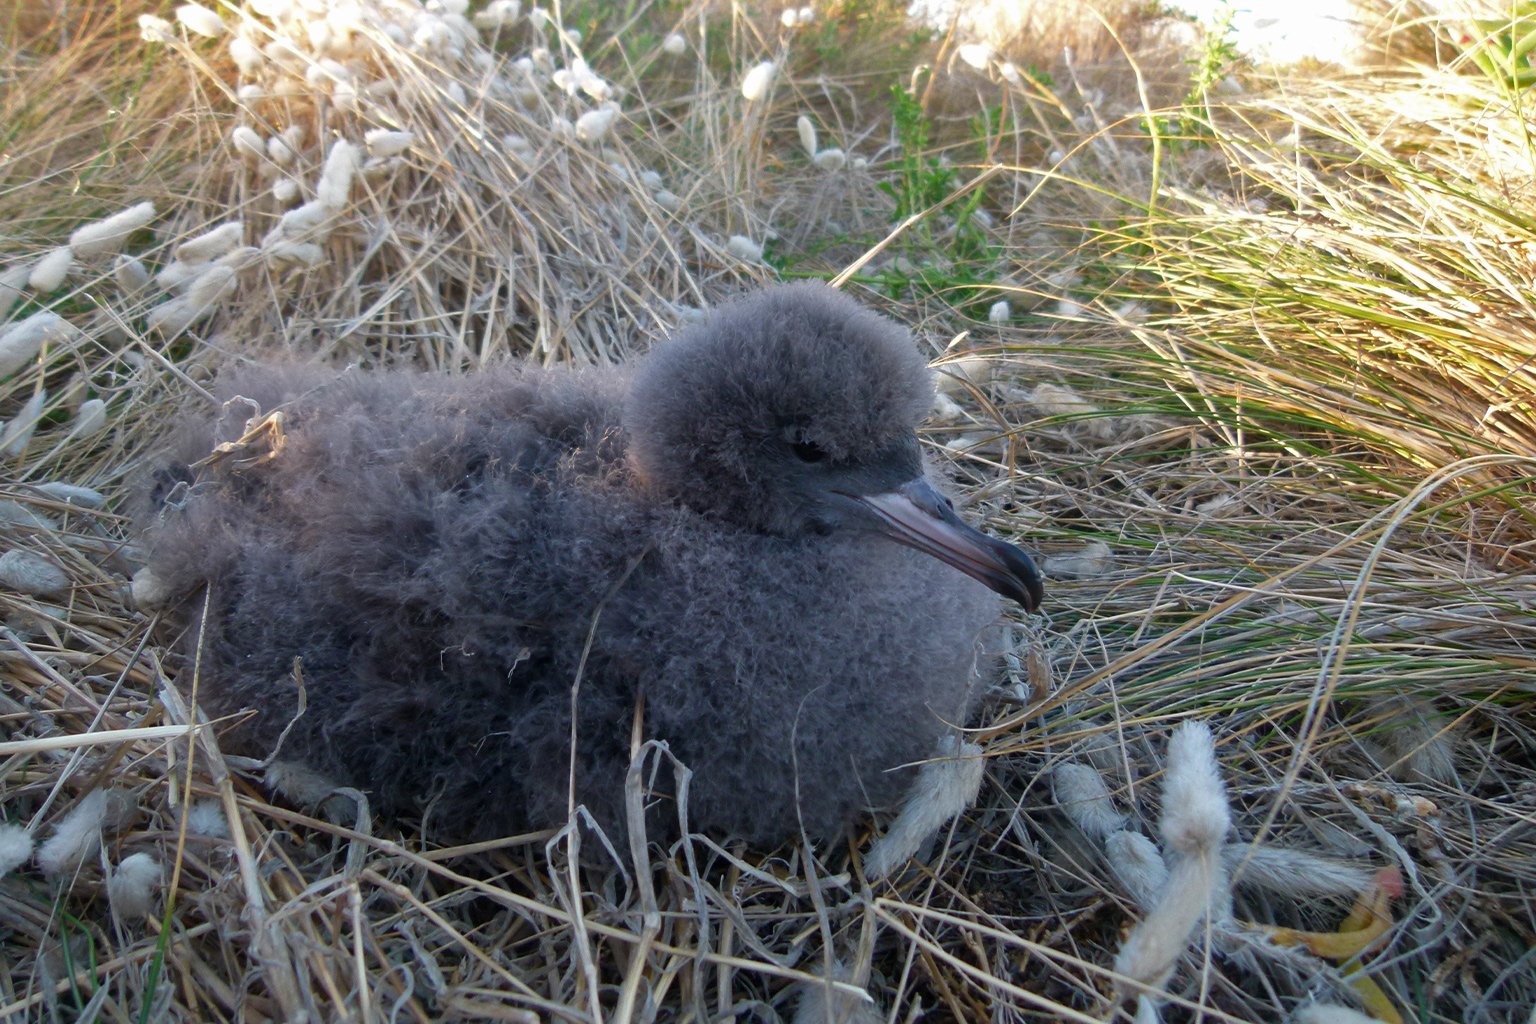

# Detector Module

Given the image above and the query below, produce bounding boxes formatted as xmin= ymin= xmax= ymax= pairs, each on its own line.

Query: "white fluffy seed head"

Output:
xmin=0 ymin=390 xmax=48 ymax=457
xmin=1160 ymin=721 xmax=1230 ymax=858
xmin=34 ymin=482 xmax=105 ymax=508
xmin=956 ymin=43 xmax=992 ymax=70
xmin=931 ymin=393 xmax=965 ymax=423
xmin=362 ymin=156 xmax=402 ymax=181
xmin=262 ymin=239 xmax=326 ymax=268
xmin=653 ymin=189 xmax=680 ymax=212
xmin=0 ymin=499 xmax=53 ymax=530
xmin=813 ymin=147 xmax=846 ymax=171
xmin=315 ymin=16 xmax=343 ymax=52
xmin=184 ymin=266 xmax=238 ymax=311
xmin=864 ymin=737 xmax=984 ymax=879
xmin=275 ymin=200 xmax=333 ymax=242
xmin=175 ymin=3 xmax=226 ymax=37
xmin=69 ymin=202 xmax=157 ymax=258
xmin=740 ymin=60 xmax=777 ymax=102
xmin=229 ymin=35 xmax=264 ymax=75
xmin=0 ymin=264 xmax=28 ymax=320
xmin=1051 ymin=763 xmax=1126 ymax=840
xmin=28 ymin=247 xmax=74 ymax=292
xmin=138 ymin=15 xmax=174 ymax=42
xmin=112 ymin=255 xmax=151 ymax=294
xmin=155 ymin=260 xmax=202 ymax=293
xmin=70 ymin=399 xmax=108 ymax=439
xmin=108 ymin=853 xmax=162 ymax=918
xmin=502 ymin=133 xmax=535 ymax=162
xmin=267 ymin=135 xmax=298 ymax=164
xmin=215 ymin=246 xmax=261 ymax=271
xmin=473 ymin=0 xmax=521 ymax=29
xmin=1112 ymin=848 xmax=1227 ymax=988
xmin=364 ymin=129 xmax=415 ymax=158
xmin=1043 ymin=540 xmax=1113 ymax=580
xmin=662 ymin=32 xmax=686 ymax=55
xmin=316 ymin=139 xmax=358 ymax=209
xmin=795 ymin=115 xmax=818 ymax=157
xmin=1105 ymin=830 xmax=1169 ymax=910
xmin=272 ymin=178 xmax=301 ymax=205
xmin=1028 ymin=382 xmax=1097 ymax=418
xmin=0 ymin=311 xmax=71 ymax=377
xmin=1294 ymin=1005 xmax=1379 ymax=1024
xmin=934 ymin=355 xmax=992 ymax=396
xmin=725 ymin=234 xmax=763 ymax=262
xmin=988 ymin=300 xmax=1011 ymax=324
xmin=0 ymin=549 xmax=68 ymax=595
xmin=176 ymin=222 xmax=244 ymax=263
xmin=35 ymin=790 xmax=110 ymax=877
xmin=1222 ymin=844 xmax=1373 ymax=898
xmin=0 ymin=823 xmax=34 ymax=879
xmin=639 ymin=169 xmax=663 ymax=189
xmin=146 ymin=298 xmax=197 ymax=336
xmin=575 ymin=105 xmax=619 ymax=143
xmin=231 ymin=126 xmax=266 ymax=161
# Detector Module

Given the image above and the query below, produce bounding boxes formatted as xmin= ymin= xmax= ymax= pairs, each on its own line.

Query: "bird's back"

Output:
xmin=143 ymin=343 xmax=1006 ymax=844
xmin=142 ymin=363 xmax=652 ymax=835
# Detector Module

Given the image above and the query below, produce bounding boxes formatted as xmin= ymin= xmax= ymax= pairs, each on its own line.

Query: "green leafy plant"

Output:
xmin=1140 ymin=2 xmax=1239 ymax=149
xmin=1460 ymin=4 xmax=1536 ymax=91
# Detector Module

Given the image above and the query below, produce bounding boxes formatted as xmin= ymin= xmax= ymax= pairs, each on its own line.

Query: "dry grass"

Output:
xmin=1 ymin=1 xmax=1533 ymax=1022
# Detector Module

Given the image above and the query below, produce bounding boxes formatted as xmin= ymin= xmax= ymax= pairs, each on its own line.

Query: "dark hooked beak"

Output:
xmin=850 ymin=479 xmax=1043 ymax=612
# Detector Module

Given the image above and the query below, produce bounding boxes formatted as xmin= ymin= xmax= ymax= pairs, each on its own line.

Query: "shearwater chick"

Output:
xmin=140 ymin=283 xmax=1042 ymax=844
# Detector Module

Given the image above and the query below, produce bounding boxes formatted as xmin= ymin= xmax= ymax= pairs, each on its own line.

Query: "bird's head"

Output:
xmin=623 ymin=283 xmax=1042 ymax=611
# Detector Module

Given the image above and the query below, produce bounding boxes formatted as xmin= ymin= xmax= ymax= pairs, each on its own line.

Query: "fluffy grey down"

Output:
xmin=140 ymin=283 xmax=1008 ymax=845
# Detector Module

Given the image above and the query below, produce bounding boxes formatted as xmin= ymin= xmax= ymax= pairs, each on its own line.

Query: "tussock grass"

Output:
xmin=1 ymin=2 xmax=1533 ymax=1022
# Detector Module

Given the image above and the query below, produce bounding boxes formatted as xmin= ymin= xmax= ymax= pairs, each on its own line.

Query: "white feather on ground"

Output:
xmin=0 ymin=823 xmax=34 ymax=879
xmin=185 ymin=799 xmax=230 ymax=838
xmin=791 ymin=962 xmax=882 ymax=1024
xmin=108 ymin=852 xmax=162 ymax=918
xmin=35 ymin=789 xmax=111 ymax=877
xmin=863 ymin=737 xmax=984 ymax=879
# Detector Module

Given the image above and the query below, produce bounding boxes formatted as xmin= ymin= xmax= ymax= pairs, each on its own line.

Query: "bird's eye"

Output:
xmin=790 ymin=439 xmax=827 ymax=464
